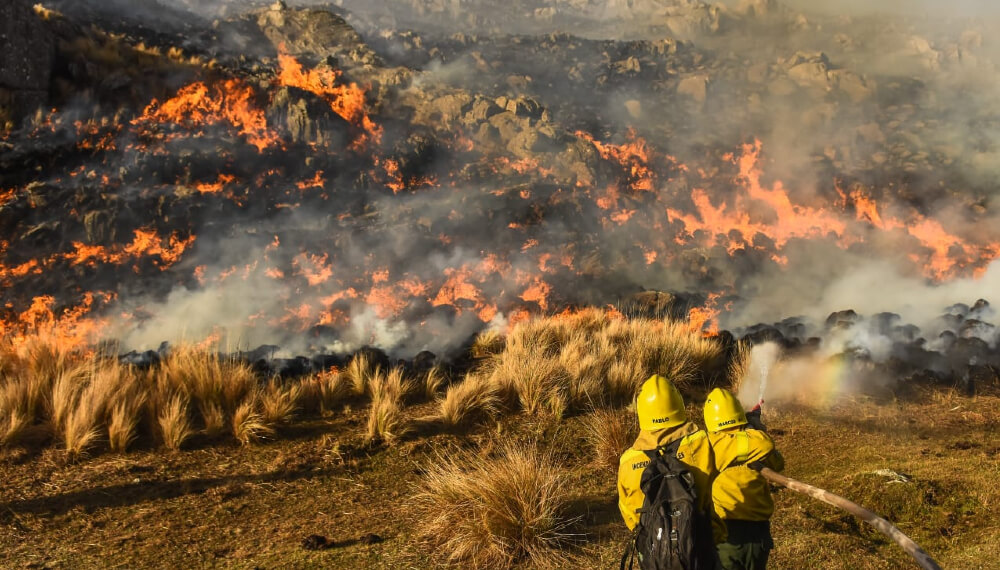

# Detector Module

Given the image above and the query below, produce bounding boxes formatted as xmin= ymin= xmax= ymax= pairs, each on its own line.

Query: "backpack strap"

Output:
xmin=659 ymin=438 xmax=683 ymax=459
xmin=620 ymin=526 xmax=640 ymax=570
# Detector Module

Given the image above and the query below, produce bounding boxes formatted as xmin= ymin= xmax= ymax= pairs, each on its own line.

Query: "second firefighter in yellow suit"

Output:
xmin=705 ymin=388 xmax=784 ymax=570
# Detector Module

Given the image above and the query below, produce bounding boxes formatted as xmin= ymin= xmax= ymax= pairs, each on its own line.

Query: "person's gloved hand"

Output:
xmin=745 ymin=405 xmax=766 ymax=431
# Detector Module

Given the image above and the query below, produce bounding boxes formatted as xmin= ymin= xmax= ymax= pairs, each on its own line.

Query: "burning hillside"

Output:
xmin=2 ymin=0 xmax=1000 ymax=389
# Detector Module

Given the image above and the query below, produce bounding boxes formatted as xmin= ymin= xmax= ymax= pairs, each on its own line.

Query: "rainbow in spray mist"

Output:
xmin=736 ymin=342 xmax=868 ymax=410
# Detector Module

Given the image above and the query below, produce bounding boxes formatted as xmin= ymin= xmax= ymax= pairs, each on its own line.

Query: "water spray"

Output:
xmin=755 ymin=357 xmax=769 ymax=409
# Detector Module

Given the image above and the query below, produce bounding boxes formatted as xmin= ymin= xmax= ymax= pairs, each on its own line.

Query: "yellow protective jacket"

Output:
xmin=708 ymin=427 xmax=784 ymax=524
xmin=617 ymin=422 xmax=717 ymax=533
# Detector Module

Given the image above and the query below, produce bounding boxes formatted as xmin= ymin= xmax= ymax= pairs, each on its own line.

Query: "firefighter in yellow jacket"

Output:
xmin=704 ymin=388 xmax=784 ymax=570
xmin=617 ymin=375 xmax=722 ymax=541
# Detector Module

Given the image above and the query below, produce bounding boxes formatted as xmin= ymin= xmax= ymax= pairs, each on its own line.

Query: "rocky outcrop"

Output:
xmin=0 ymin=0 xmax=55 ymax=126
xmin=252 ymin=2 xmax=381 ymax=69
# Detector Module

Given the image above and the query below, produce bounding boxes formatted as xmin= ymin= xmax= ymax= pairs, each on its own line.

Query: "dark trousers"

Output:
xmin=717 ymin=520 xmax=773 ymax=570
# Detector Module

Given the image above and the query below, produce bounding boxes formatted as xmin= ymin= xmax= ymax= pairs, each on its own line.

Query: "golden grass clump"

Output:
xmin=343 ymin=353 xmax=378 ymax=397
xmin=199 ymin=402 xmax=227 ymax=439
xmin=365 ymin=367 xmax=414 ymax=445
xmin=605 ymin=358 xmax=649 ymax=404
xmin=300 ymin=368 xmax=350 ymax=415
xmin=0 ymin=338 xmax=85 ymax=445
xmin=489 ymin=355 xmax=569 ymax=416
xmin=48 ymin=359 xmax=145 ymax=457
xmin=62 ymin=389 xmax=103 ymax=457
xmin=155 ymin=346 xmax=257 ymax=434
xmin=470 ymin=329 xmax=506 ymax=359
xmin=232 ymin=396 xmax=273 ymax=446
xmin=438 ymin=373 xmax=501 ymax=428
xmin=583 ymin=407 xmax=637 ymax=471
xmin=0 ymin=383 xmax=33 ymax=446
xmin=172 ymin=346 xmax=253 ymax=395
xmin=423 ymin=365 xmax=447 ymax=400
xmin=505 ymin=319 xmax=567 ymax=359
xmin=414 ymin=442 xmax=577 ymax=568
xmin=369 ymin=367 xmax=415 ymax=405
xmin=157 ymin=393 xmax=192 ymax=451
xmin=365 ymin=396 xmax=409 ymax=445
xmin=260 ymin=378 xmax=301 ymax=427
xmin=473 ymin=312 xmax=721 ymax=417
xmin=108 ymin=398 xmax=144 ymax=453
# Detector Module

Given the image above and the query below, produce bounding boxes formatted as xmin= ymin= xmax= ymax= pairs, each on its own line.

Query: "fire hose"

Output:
xmin=758 ymin=467 xmax=942 ymax=570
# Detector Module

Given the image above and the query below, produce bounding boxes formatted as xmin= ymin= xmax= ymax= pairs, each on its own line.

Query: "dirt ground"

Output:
xmin=1 ymin=391 xmax=997 ymax=569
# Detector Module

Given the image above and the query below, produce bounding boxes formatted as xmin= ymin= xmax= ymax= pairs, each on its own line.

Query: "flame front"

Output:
xmin=4 ymin=26 xmax=1000 ymax=356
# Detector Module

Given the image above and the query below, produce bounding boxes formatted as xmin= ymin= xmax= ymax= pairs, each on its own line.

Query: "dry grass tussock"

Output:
xmin=343 ymin=352 xmax=378 ymax=397
xmin=470 ymin=329 xmax=505 ymax=359
xmin=260 ymin=378 xmax=301 ymax=426
xmin=232 ymin=396 xmax=273 ymax=446
xmin=299 ymin=368 xmax=350 ymax=415
xmin=157 ymin=393 xmax=192 ymax=451
xmin=438 ymin=373 xmax=501 ymax=427
xmin=458 ymin=309 xmax=721 ymax=420
xmin=584 ymin=407 xmax=637 ymax=471
xmin=414 ymin=442 xmax=578 ymax=568
xmin=422 ymin=365 xmax=447 ymax=399
xmin=152 ymin=346 xmax=304 ymax=446
xmin=0 ymin=340 xmax=329 ymax=454
xmin=366 ymin=367 xmax=414 ymax=445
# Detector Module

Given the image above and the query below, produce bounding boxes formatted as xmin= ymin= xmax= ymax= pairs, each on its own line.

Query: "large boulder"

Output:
xmin=0 ymin=0 xmax=54 ymax=126
xmin=253 ymin=3 xmax=379 ymax=69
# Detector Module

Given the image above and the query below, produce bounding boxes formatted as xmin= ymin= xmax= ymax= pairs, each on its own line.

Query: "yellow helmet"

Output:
xmin=704 ymin=388 xmax=747 ymax=432
xmin=636 ymin=375 xmax=687 ymax=431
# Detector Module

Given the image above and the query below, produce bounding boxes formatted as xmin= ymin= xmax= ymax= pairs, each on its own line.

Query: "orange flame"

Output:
xmin=194 ymin=173 xmax=237 ymax=194
xmin=668 ymin=140 xmax=847 ymax=260
xmin=135 ymin=80 xmax=279 ymax=152
xmin=296 ymin=171 xmax=325 ymax=191
xmin=6 ymin=293 xmax=109 ymax=351
xmin=519 ymin=278 xmax=552 ymax=312
xmin=687 ymin=293 xmax=722 ymax=337
xmin=276 ymin=53 xmax=382 ymax=147
xmin=292 ymin=253 xmax=333 ymax=286
xmin=578 ymin=128 xmax=655 ymax=192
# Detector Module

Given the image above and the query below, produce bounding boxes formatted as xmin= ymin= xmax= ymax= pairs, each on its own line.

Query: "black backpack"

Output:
xmin=621 ymin=439 xmax=717 ymax=570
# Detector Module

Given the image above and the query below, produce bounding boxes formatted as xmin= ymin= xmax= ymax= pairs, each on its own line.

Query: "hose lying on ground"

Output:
xmin=759 ymin=467 xmax=942 ymax=570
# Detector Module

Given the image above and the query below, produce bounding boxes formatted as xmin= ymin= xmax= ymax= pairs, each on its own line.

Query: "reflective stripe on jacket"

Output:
xmin=708 ymin=428 xmax=784 ymax=524
xmin=617 ymin=422 xmax=717 ymax=533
